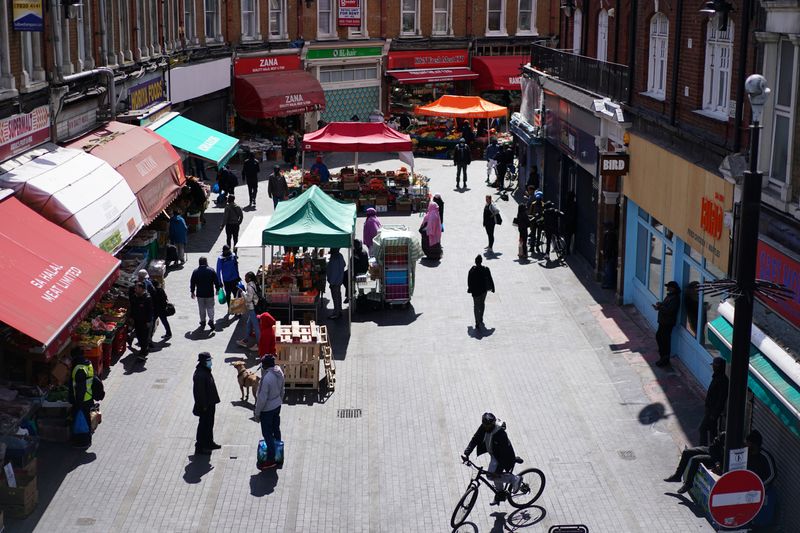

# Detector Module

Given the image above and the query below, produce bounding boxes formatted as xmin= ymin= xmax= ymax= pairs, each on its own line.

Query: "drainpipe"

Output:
xmin=626 ymin=0 xmax=637 ymax=101
xmin=380 ymin=0 xmax=386 ymax=38
xmin=613 ymin=0 xmax=621 ymax=62
xmin=732 ymin=0 xmax=753 ymax=152
xmin=669 ymin=0 xmax=684 ymax=126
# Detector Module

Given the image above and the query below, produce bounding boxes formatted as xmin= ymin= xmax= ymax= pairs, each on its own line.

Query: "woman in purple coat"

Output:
xmin=363 ymin=208 xmax=382 ymax=255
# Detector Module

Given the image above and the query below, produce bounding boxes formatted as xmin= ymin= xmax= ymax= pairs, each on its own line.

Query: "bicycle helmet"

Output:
xmin=482 ymin=412 xmax=497 ymax=425
xmin=534 ymin=190 xmax=543 ymax=199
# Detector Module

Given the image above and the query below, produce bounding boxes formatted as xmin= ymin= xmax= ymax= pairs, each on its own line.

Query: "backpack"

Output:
xmin=92 ymin=376 xmax=106 ymax=401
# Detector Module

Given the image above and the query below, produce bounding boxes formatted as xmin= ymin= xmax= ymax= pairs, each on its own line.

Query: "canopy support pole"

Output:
xmin=354 ymin=152 xmax=359 ymax=171
xmin=348 ymin=234 xmax=353 ymax=331
xmin=301 ymin=150 xmax=305 ymax=170
xmin=260 ymin=245 xmax=266 ymax=299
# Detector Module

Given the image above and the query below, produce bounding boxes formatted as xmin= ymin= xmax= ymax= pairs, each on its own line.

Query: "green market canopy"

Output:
xmin=150 ymin=113 xmax=239 ymax=167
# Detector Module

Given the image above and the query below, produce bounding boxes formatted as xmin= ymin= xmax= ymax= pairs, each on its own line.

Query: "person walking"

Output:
xmin=69 ymin=347 xmax=94 ymax=448
xmin=168 ymin=211 xmax=188 ymax=265
xmin=151 ymin=279 xmax=172 ymax=340
xmin=514 ymin=202 xmax=530 ymax=260
xmin=467 ymin=255 xmax=495 ymax=331
xmin=216 ymin=245 xmax=241 ymax=311
xmin=254 ymin=355 xmax=285 ymax=469
xmin=236 ymin=272 xmax=261 ymax=353
xmin=420 ymin=201 xmax=443 ymax=260
xmin=242 ymin=151 xmax=261 ymax=208
xmin=699 ymin=357 xmax=729 ymax=445
xmin=485 ymin=138 xmax=500 ymax=184
xmin=483 ymin=195 xmax=500 ymax=253
xmin=363 ymin=207 xmax=382 ymax=254
xmin=268 ymin=165 xmax=288 ymax=209
xmin=258 ymin=311 xmax=277 ymax=357
xmin=528 ymin=190 xmax=545 ymax=253
xmin=453 ymin=138 xmax=471 ymax=189
xmin=129 ymin=282 xmax=154 ymax=360
xmin=653 ymin=281 xmax=681 ymax=367
xmin=190 ymin=256 xmax=221 ymax=331
xmin=494 ymin=145 xmax=513 ymax=191
xmin=192 ymin=352 xmax=221 ymax=455
xmin=221 ymin=195 xmax=244 ymax=249
xmin=327 ymin=248 xmax=346 ymax=319
xmin=601 ymin=222 xmax=618 ymax=288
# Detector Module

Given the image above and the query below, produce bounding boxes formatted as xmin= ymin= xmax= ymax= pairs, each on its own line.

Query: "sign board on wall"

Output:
xmin=625 ymin=134 xmax=733 ymax=271
xmin=600 ymin=153 xmax=629 ymax=176
xmin=756 ymin=239 xmax=800 ymax=329
xmin=55 ymin=101 xmax=98 ymax=141
xmin=338 ymin=0 xmax=361 ymax=27
xmin=306 ymin=46 xmax=383 ymax=60
xmin=128 ymin=78 xmax=166 ymax=111
xmin=387 ymin=50 xmax=469 ymax=70
xmin=12 ymin=0 xmax=43 ymax=32
xmin=0 ymin=106 xmax=50 ymax=161
xmin=234 ymin=54 xmax=302 ymax=76
xmin=168 ymin=57 xmax=232 ymax=104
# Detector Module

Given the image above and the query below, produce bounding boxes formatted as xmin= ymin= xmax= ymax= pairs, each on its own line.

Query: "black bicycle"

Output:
xmin=451 ymin=457 xmax=546 ymax=529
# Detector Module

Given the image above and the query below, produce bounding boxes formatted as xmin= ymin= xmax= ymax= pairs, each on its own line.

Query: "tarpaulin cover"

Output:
xmin=262 ymin=185 xmax=356 ymax=248
xmin=470 ymin=56 xmax=526 ymax=92
xmin=66 ymin=121 xmax=185 ymax=224
xmin=0 ymin=143 xmax=144 ymax=254
xmin=235 ymin=70 xmax=326 ymax=119
xmin=386 ymin=68 xmax=479 ymax=84
xmin=371 ymin=226 xmax=423 ymax=297
xmin=415 ymin=95 xmax=508 ymax=119
xmin=151 ymin=113 xmax=240 ymax=166
xmin=0 ymin=194 xmax=120 ymax=358
xmin=302 ymin=122 xmax=413 ymax=152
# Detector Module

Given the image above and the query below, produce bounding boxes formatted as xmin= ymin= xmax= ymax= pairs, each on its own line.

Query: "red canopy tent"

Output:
xmin=302 ymin=122 xmax=413 ymax=170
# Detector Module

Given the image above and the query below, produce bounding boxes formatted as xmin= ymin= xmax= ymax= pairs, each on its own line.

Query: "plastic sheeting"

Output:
xmin=370 ymin=225 xmax=423 ymax=297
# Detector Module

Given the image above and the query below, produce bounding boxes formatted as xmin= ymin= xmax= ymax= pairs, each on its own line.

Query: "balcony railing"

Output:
xmin=530 ymin=44 xmax=630 ymax=103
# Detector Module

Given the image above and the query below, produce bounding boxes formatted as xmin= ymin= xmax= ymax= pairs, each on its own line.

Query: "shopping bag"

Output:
xmin=256 ymin=439 xmax=284 ymax=470
xmin=229 ymin=296 xmax=246 ymax=315
xmin=211 ymin=182 xmax=220 ymax=194
xmin=217 ymin=288 xmax=226 ymax=304
xmin=165 ymin=303 xmax=176 ymax=317
xmin=72 ymin=410 xmax=90 ymax=435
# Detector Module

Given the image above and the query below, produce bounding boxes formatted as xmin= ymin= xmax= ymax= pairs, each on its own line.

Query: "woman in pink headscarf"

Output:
xmin=363 ymin=208 xmax=382 ymax=255
xmin=420 ymin=201 xmax=443 ymax=260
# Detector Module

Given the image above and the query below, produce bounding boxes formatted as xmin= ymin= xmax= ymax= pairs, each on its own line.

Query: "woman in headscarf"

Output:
xmin=363 ymin=207 xmax=382 ymax=255
xmin=420 ymin=201 xmax=443 ymax=260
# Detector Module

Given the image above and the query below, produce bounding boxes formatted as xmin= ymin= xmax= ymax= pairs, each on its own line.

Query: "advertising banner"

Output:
xmin=338 ymin=0 xmax=361 ymax=27
xmin=12 ymin=0 xmax=43 ymax=32
xmin=756 ymin=239 xmax=800 ymax=329
xmin=0 ymin=106 xmax=51 ymax=161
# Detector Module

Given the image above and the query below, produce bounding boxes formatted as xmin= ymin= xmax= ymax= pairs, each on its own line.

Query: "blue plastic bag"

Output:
xmin=211 ymin=182 xmax=220 ymax=194
xmin=257 ymin=439 xmax=284 ymax=470
xmin=72 ymin=410 xmax=90 ymax=435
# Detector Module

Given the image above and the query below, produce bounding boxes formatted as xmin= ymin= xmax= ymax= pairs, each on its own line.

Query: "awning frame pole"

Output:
xmin=354 ymin=152 xmax=359 ymax=171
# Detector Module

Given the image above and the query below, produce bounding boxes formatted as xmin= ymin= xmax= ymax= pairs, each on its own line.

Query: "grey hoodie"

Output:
xmin=254 ymin=366 xmax=285 ymax=416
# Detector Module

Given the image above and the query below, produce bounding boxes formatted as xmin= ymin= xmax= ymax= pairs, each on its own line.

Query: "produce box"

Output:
xmin=0 ymin=491 xmax=37 ymax=519
xmin=8 ymin=458 xmax=36 ymax=479
xmin=0 ymin=475 xmax=36 ymax=506
xmin=0 ymin=436 xmax=37 ymax=467
xmin=39 ymin=401 xmax=71 ymax=418
xmin=37 ymin=419 xmax=70 ymax=443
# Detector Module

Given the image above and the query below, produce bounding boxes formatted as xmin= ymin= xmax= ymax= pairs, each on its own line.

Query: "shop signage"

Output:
xmin=600 ymin=153 xmax=629 ymax=176
xmin=306 ymin=46 xmax=383 ymax=60
xmin=55 ymin=105 xmax=97 ymax=141
xmin=0 ymin=106 xmax=50 ymax=161
xmin=12 ymin=0 xmax=43 ymax=32
xmin=701 ymin=193 xmax=724 ymax=240
xmin=234 ymin=54 xmax=302 ymax=76
xmin=338 ymin=0 xmax=361 ymax=27
xmin=387 ymin=50 xmax=469 ymax=70
xmin=129 ymin=78 xmax=166 ymax=111
xmin=756 ymin=239 xmax=800 ymax=329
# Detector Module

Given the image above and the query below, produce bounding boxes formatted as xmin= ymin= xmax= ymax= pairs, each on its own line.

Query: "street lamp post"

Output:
xmin=724 ymin=74 xmax=770 ymax=471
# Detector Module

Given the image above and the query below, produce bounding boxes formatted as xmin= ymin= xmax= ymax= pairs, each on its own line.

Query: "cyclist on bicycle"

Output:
xmin=461 ymin=413 xmax=521 ymax=505
xmin=542 ymin=201 xmax=564 ymax=257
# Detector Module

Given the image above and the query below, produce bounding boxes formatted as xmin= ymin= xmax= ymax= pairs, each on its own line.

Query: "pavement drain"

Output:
xmin=617 ymin=450 xmax=636 ymax=460
xmin=76 ymin=518 xmax=96 ymax=526
xmin=155 ymin=379 xmax=168 ymax=383
xmin=152 ymin=384 xmax=165 ymax=389
xmin=540 ymin=286 xmax=551 ymax=291
xmin=337 ymin=408 xmax=362 ymax=419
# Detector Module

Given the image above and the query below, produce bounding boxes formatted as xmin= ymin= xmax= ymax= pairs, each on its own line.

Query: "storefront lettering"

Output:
xmin=129 ymin=79 xmax=165 ymax=110
xmin=198 ymin=136 xmax=220 ymax=152
xmin=687 ymin=227 xmax=722 ymax=258
xmin=756 ymin=240 xmax=800 ymax=328
xmin=333 ymin=48 xmax=357 ymax=57
xmin=135 ymin=156 xmax=158 ymax=177
xmin=285 ymin=94 xmax=305 ymax=104
xmin=700 ymin=197 xmax=723 ymax=240
xmin=508 ymin=76 xmax=522 ymax=86
xmin=40 ymin=267 xmax=83 ymax=303
xmin=234 ymin=54 xmax=301 ymax=75
xmin=30 ymin=263 xmax=65 ymax=289
xmin=0 ymin=106 xmax=49 ymax=147
xmin=600 ymin=153 xmax=630 ymax=176
xmin=259 ymin=58 xmax=279 ymax=68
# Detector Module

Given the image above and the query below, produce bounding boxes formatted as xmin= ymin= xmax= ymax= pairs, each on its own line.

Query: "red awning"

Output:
xmin=471 ymin=56 xmax=526 ymax=92
xmin=235 ymin=70 xmax=326 ymax=119
xmin=66 ymin=122 xmax=185 ymax=224
xmin=0 ymin=194 xmax=120 ymax=359
xmin=386 ymin=68 xmax=479 ymax=84
xmin=302 ymin=122 xmax=412 ymax=152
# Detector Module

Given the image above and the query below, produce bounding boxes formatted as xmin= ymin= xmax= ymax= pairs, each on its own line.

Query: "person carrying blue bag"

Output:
xmin=254 ymin=355 xmax=285 ymax=469
xmin=68 ymin=347 xmax=94 ymax=449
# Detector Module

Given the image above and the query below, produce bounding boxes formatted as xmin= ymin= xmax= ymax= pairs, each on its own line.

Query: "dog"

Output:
xmin=231 ymin=361 xmax=260 ymax=402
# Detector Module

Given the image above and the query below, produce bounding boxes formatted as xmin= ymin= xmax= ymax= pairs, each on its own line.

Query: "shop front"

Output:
xmin=385 ymin=49 xmax=477 ymax=118
xmin=167 ymin=57 xmax=232 ymax=132
xmin=116 ymin=74 xmax=172 ymax=128
xmin=509 ymin=76 xmax=544 ymax=186
xmin=304 ymin=43 xmax=386 ymax=125
xmin=622 ymin=133 xmax=734 ymax=382
xmin=471 ymin=55 xmax=525 ymax=112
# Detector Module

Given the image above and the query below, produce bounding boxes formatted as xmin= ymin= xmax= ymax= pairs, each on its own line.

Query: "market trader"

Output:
xmin=310 ymin=155 xmax=330 ymax=183
xmin=69 ymin=347 xmax=94 ymax=448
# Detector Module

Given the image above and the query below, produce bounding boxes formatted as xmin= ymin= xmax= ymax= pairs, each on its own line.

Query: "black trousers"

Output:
xmin=246 ymin=179 xmax=258 ymax=205
xmin=485 ymin=224 xmax=495 ymax=249
xmin=154 ymin=311 xmax=172 ymax=337
xmin=472 ymin=292 xmax=487 ymax=328
xmin=672 ymin=446 xmax=714 ymax=485
xmin=518 ymin=227 xmax=528 ymax=258
xmin=196 ymin=405 xmax=216 ymax=449
xmin=544 ymin=230 xmax=555 ymax=254
xmin=456 ymin=164 xmax=468 ymax=184
xmin=223 ymin=279 xmax=239 ymax=307
xmin=698 ymin=412 xmax=720 ymax=446
xmin=656 ymin=323 xmax=674 ymax=361
xmin=225 ymin=223 xmax=240 ymax=248
xmin=134 ymin=319 xmax=151 ymax=356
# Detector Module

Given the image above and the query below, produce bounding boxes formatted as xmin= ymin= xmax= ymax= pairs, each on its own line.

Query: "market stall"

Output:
xmin=148 ymin=112 xmax=240 ymax=169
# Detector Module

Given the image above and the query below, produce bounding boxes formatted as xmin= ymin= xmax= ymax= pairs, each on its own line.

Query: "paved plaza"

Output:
xmin=12 ymin=156 xmax=715 ymax=532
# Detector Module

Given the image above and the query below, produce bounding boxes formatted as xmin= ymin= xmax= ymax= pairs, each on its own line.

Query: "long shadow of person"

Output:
xmin=250 ymin=470 xmax=279 ymax=497
xmin=183 ymin=456 xmax=214 ymax=484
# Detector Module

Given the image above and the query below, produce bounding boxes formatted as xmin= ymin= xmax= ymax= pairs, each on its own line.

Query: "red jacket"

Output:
xmin=258 ymin=312 xmax=277 ymax=355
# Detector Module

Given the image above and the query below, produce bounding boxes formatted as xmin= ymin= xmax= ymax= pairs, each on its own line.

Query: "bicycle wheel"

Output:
xmin=450 ymin=483 xmax=479 ymax=529
xmin=508 ymin=468 xmax=546 ymax=508
xmin=555 ymin=235 xmax=567 ymax=260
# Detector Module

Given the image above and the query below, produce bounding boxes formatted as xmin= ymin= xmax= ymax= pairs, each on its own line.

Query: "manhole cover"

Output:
xmin=337 ymin=408 xmax=362 ymax=419
xmin=617 ymin=450 xmax=636 ymax=460
xmin=76 ymin=518 xmax=96 ymax=526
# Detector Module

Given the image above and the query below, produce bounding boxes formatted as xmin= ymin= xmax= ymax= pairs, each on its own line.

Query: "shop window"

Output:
xmin=682 ymin=263 xmax=703 ymax=338
xmin=597 ymin=10 xmax=608 ymax=62
xmin=701 ymin=15 xmax=734 ymax=119
xmin=636 ymin=224 xmax=649 ymax=284
xmin=204 ymin=0 xmax=222 ymax=43
xmin=433 ymin=0 xmax=451 ymax=36
xmin=573 ymin=8 xmax=582 ymax=54
xmin=700 ymin=271 xmax=725 ymax=350
xmin=269 ymin=0 xmax=287 ymax=40
xmin=638 ymin=206 xmax=649 ymax=221
xmin=517 ymin=0 xmax=536 ymax=35
xmin=184 ymin=0 xmax=197 ymax=44
xmin=486 ymin=0 xmax=507 ymax=36
xmin=768 ymin=40 xmax=796 ymax=188
xmin=401 ymin=0 xmax=419 ymax=36
xmin=320 ymin=66 xmax=378 ymax=85
xmin=684 ymin=241 xmax=703 ymax=265
xmin=318 ymin=0 xmax=336 ymax=38
xmin=648 ymin=237 xmax=664 ymax=297
xmin=20 ymin=32 xmax=45 ymax=89
xmin=647 ymin=13 xmax=669 ymax=99
xmin=241 ymin=0 xmax=260 ymax=40
xmin=664 ymin=244 xmax=674 ymax=288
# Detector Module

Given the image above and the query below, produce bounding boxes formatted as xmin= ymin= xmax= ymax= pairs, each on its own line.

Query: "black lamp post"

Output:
xmin=723 ymin=74 xmax=770 ymax=471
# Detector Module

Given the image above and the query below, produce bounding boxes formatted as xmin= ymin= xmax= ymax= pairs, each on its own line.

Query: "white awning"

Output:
xmin=238 ymin=215 xmax=271 ymax=248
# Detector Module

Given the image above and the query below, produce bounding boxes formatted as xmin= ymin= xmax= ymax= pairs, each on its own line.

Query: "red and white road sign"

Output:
xmin=709 ymin=470 xmax=765 ymax=528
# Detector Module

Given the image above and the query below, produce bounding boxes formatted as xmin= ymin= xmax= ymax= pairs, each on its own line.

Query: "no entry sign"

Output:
xmin=709 ymin=470 xmax=765 ymax=528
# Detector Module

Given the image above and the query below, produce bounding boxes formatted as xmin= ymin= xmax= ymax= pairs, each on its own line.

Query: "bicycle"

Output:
xmin=552 ymin=233 xmax=567 ymax=261
xmin=451 ymin=456 xmax=546 ymax=529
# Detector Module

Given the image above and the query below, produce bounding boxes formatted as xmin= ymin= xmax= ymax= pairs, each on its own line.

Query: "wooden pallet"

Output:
xmin=281 ymin=361 xmax=319 ymax=390
xmin=322 ymin=345 xmax=336 ymax=391
xmin=275 ymin=320 xmax=324 ymax=344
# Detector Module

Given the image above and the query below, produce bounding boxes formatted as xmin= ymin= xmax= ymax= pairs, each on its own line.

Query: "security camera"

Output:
xmin=745 ymin=74 xmax=770 ymax=121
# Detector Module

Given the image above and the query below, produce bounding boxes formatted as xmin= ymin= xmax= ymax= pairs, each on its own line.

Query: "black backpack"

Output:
xmin=92 ymin=376 xmax=106 ymax=401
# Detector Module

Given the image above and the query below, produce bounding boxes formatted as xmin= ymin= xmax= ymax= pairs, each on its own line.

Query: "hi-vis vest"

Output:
xmin=72 ymin=362 xmax=94 ymax=402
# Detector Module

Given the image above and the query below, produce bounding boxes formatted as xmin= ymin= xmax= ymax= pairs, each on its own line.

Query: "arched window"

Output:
xmin=597 ymin=10 xmax=608 ymax=61
xmin=647 ymin=13 xmax=669 ymax=98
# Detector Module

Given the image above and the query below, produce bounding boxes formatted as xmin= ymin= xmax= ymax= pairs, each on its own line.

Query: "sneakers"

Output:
xmin=490 ymin=491 xmax=507 ymax=505
xmin=236 ymin=339 xmax=250 ymax=348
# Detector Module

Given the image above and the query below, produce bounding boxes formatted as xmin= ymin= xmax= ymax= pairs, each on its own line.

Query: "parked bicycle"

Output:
xmin=451 ymin=456 xmax=546 ymax=529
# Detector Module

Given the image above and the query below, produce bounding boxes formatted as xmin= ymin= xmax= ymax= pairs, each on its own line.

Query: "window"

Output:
xmin=0 ymin=4 xmax=15 ymax=95
xmin=164 ymin=0 xmax=181 ymax=50
xmin=647 ymin=13 xmax=669 ymax=98
xmin=204 ymin=0 xmax=221 ymax=42
xmin=401 ymin=0 xmax=418 ymax=35
xmin=318 ymin=0 xmax=335 ymax=38
xmin=242 ymin=0 xmax=260 ymax=40
xmin=348 ymin=0 xmax=368 ymax=38
xmin=597 ymin=10 xmax=608 ymax=62
xmin=702 ymin=16 xmax=734 ymax=118
xmin=433 ymin=0 xmax=451 ymax=36
xmin=20 ymin=32 xmax=45 ymax=89
xmin=517 ymin=0 xmax=535 ymax=34
xmin=635 ymin=213 xmax=675 ymax=300
xmin=486 ymin=0 xmax=506 ymax=35
xmin=184 ymin=0 xmax=197 ymax=43
xmin=269 ymin=0 xmax=287 ymax=39
xmin=77 ymin=4 xmax=94 ymax=70
xmin=572 ymin=8 xmax=582 ymax=54
xmin=768 ymin=40 xmax=797 ymax=187
xmin=319 ymin=65 xmax=378 ymax=84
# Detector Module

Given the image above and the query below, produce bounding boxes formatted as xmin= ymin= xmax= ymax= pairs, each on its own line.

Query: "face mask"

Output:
xmin=205 ymin=360 xmax=212 ymax=369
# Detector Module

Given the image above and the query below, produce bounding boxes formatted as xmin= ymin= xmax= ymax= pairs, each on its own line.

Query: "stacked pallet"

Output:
xmin=274 ymin=321 xmax=336 ymax=391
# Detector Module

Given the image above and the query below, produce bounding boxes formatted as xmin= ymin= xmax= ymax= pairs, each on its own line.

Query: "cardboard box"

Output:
xmin=0 ymin=475 xmax=36 ymax=506
xmin=1 ymin=492 xmax=37 ymax=519
xmin=11 ymin=458 xmax=36 ymax=479
xmin=37 ymin=420 xmax=70 ymax=443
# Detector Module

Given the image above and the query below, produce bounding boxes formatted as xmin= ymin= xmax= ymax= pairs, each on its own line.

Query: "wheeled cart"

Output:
xmin=371 ymin=225 xmax=423 ymax=307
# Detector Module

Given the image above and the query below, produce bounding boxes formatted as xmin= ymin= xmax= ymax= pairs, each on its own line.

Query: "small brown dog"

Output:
xmin=231 ymin=361 xmax=260 ymax=402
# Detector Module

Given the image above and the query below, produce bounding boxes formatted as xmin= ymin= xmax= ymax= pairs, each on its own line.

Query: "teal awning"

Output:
xmin=708 ymin=316 xmax=800 ymax=438
xmin=262 ymin=186 xmax=356 ymax=248
xmin=152 ymin=115 xmax=239 ymax=167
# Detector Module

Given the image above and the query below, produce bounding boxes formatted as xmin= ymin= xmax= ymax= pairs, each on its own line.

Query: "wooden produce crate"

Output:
xmin=275 ymin=321 xmax=327 ymax=390
xmin=0 ymin=475 xmax=38 ymax=519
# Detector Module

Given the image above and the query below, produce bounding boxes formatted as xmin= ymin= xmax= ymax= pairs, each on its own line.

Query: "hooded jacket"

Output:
xmin=254 ymin=365 xmax=285 ymax=417
xmin=464 ymin=420 xmax=516 ymax=471
xmin=258 ymin=312 xmax=277 ymax=356
xmin=363 ymin=208 xmax=382 ymax=252
xmin=705 ymin=365 xmax=729 ymax=418
xmin=216 ymin=251 xmax=240 ymax=284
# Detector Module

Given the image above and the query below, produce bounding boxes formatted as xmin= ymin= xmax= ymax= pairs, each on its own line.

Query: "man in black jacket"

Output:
xmin=462 ymin=413 xmax=521 ymax=504
xmin=129 ymin=282 xmax=154 ymax=360
xmin=699 ymin=357 xmax=729 ymax=445
xmin=453 ymin=138 xmax=471 ymax=189
xmin=242 ymin=151 xmax=260 ymax=208
xmin=653 ymin=281 xmax=681 ymax=367
xmin=190 ymin=256 xmax=221 ymax=331
xmin=192 ymin=352 xmax=221 ymax=455
xmin=467 ymin=255 xmax=495 ymax=331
